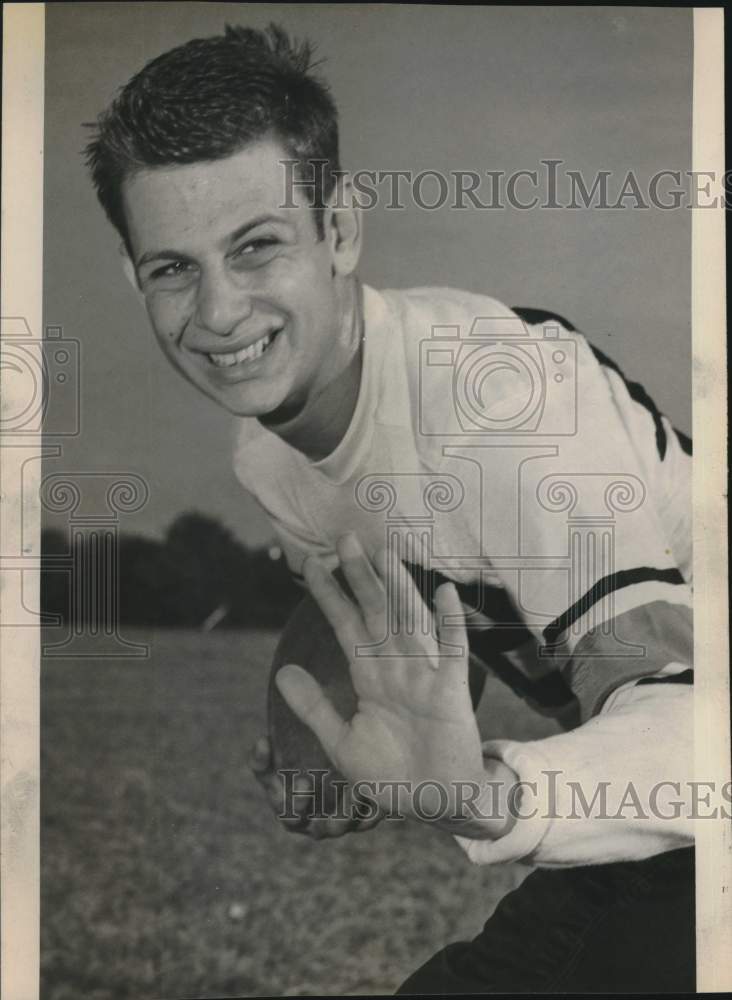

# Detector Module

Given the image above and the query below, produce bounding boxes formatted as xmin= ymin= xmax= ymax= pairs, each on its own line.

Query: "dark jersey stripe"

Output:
xmin=565 ymin=602 xmax=693 ymax=720
xmin=401 ymin=560 xmax=574 ymax=710
xmin=512 ymin=307 xmax=694 ymax=461
xmin=402 ymin=560 xmax=534 ymax=650
xmin=543 ymin=566 xmax=686 ymax=646
xmin=675 ymin=427 xmax=693 ymax=456
xmin=588 ymin=343 xmax=670 ymax=460
xmin=637 ymin=668 xmax=694 ymax=686
xmin=590 ymin=344 xmax=693 ymax=459
xmin=511 ymin=306 xmax=578 ymax=332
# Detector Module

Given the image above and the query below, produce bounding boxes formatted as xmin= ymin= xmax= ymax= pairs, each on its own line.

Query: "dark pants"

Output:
xmin=397 ymin=847 xmax=695 ymax=994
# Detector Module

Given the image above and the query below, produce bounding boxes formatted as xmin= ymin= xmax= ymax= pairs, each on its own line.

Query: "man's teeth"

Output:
xmin=209 ymin=332 xmax=273 ymax=368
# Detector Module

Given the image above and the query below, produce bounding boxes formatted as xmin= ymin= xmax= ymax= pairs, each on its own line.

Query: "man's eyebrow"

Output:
xmin=136 ymin=248 xmax=194 ymax=270
xmin=227 ymin=214 xmax=293 ymax=246
xmin=135 ymin=214 xmax=293 ymax=270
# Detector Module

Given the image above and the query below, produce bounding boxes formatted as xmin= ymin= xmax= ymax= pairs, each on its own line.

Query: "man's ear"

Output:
xmin=326 ymin=177 xmax=362 ymax=277
xmin=119 ymin=244 xmax=144 ymax=302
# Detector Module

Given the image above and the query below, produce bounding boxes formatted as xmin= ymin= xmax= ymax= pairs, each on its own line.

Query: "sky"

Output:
xmin=43 ymin=3 xmax=693 ymax=547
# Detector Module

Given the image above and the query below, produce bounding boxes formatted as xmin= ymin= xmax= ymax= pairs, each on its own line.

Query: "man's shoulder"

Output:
xmin=372 ymin=287 xmax=602 ymax=455
xmin=378 ymin=285 xmax=518 ymax=342
xmin=374 ymin=284 xmax=521 ymax=403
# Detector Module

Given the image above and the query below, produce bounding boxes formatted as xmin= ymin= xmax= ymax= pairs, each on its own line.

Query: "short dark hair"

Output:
xmin=85 ymin=23 xmax=340 ymax=254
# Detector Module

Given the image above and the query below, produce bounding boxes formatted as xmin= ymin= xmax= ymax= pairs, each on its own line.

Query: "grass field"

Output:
xmin=41 ymin=627 xmax=563 ymax=999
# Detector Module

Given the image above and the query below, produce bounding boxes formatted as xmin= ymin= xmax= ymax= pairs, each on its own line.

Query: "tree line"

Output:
xmin=41 ymin=512 xmax=302 ymax=629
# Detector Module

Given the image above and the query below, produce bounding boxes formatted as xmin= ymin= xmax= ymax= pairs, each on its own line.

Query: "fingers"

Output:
xmin=249 ymin=734 xmax=376 ymax=839
xmin=304 ymin=556 xmax=364 ymax=658
xmin=275 ymin=663 xmax=348 ymax=763
xmin=249 ymin=734 xmax=272 ymax=773
xmin=336 ymin=533 xmax=387 ymax=639
xmin=308 ymin=812 xmax=361 ymax=839
xmin=349 ymin=788 xmax=384 ymax=831
xmin=373 ymin=545 xmax=440 ymax=666
xmin=434 ymin=580 xmax=468 ymax=660
xmin=309 ymin=785 xmax=383 ymax=838
xmin=307 ymin=534 xmax=437 ymax=658
xmin=308 ymin=534 xmax=465 ymax=676
xmin=248 ymin=736 xmax=317 ymax=835
xmin=373 ymin=542 xmax=415 ymax=637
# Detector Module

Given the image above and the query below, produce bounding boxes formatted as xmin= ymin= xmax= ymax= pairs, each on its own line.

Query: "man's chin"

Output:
xmin=202 ymin=381 xmax=292 ymax=420
xmin=257 ymin=396 xmax=307 ymax=430
xmin=186 ymin=368 xmax=305 ymax=424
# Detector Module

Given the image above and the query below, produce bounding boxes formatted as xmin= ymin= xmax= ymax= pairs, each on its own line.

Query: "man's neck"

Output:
xmin=260 ymin=280 xmax=364 ymax=462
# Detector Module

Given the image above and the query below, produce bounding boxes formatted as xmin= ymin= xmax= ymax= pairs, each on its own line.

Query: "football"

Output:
xmin=268 ymin=591 xmax=357 ymax=816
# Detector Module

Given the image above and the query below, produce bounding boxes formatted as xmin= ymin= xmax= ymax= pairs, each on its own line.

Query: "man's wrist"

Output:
xmin=469 ymin=757 xmax=520 ymax=840
xmin=433 ymin=757 xmax=520 ymax=840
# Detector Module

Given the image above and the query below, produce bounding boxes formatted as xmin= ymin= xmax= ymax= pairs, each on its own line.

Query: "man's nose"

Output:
xmin=194 ymin=267 xmax=254 ymax=337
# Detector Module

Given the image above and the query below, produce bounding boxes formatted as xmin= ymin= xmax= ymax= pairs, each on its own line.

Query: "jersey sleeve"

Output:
xmin=455 ymin=676 xmax=695 ymax=867
xmin=587 ymin=342 xmax=692 ymax=585
xmin=444 ymin=320 xmax=694 ymax=723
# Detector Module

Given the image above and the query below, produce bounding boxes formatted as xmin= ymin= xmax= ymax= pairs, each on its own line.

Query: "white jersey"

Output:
xmin=233 ymin=284 xmax=692 ymax=725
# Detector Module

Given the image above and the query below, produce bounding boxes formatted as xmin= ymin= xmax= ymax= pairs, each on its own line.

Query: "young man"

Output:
xmin=86 ymin=24 xmax=696 ymax=992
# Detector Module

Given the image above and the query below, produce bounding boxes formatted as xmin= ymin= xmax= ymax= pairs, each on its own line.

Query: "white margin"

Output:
xmin=692 ymin=6 xmax=731 ymax=993
xmin=1 ymin=5 xmax=45 ymax=1000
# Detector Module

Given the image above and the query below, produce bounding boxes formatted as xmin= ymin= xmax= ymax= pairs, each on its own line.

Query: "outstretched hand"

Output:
xmin=275 ymin=533 xmax=508 ymax=832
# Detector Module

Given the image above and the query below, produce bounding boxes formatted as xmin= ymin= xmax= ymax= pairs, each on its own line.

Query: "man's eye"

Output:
xmin=152 ymin=261 xmax=190 ymax=280
xmin=231 ymin=238 xmax=279 ymax=262
xmin=141 ymin=260 xmax=197 ymax=292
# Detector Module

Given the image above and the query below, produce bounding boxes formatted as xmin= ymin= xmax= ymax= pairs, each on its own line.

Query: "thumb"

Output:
xmin=275 ymin=663 xmax=348 ymax=762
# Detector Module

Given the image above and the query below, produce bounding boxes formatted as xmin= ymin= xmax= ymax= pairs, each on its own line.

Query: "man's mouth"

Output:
xmin=208 ymin=330 xmax=276 ymax=368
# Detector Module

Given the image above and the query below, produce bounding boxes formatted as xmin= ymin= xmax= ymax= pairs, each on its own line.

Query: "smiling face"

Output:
xmin=122 ymin=139 xmax=360 ymax=421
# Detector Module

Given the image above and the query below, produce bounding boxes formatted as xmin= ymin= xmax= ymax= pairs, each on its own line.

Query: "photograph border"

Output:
xmin=1 ymin=4 xmax=729 ymax=996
